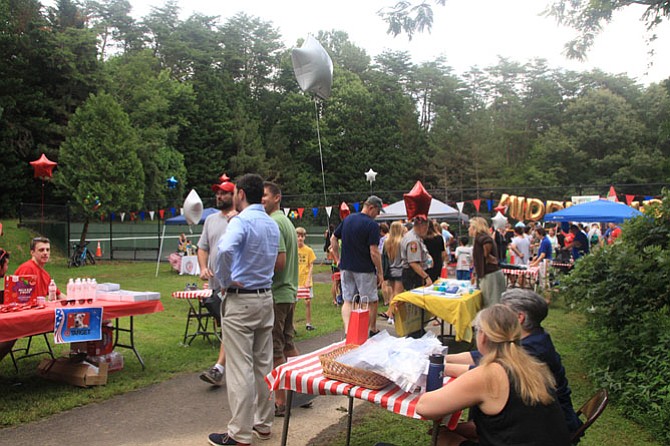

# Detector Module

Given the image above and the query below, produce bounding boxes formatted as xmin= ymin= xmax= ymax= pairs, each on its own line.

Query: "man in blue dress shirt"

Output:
xmin=209 ymin=173 xmax=280 ymax=446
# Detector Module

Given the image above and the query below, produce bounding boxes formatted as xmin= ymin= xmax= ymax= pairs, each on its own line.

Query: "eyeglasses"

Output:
xmin=59 ymin=299 xmax=94 ymax=306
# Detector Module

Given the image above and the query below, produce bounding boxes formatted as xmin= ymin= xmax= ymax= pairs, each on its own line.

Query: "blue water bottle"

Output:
xmin=426 ymin=354 xmax=445 ymax=392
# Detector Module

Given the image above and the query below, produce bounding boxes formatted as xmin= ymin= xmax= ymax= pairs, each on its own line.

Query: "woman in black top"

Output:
xmin=417 ymin=305 xmax=571 ymax=446
xmin=423 ymin=220 xmax=447 ymax=282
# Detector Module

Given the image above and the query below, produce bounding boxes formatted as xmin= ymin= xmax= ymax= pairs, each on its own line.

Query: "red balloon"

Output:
xmin=30 ymin=153 xmax=57 ymax=179
xmin=339 ymin=202 xmax=351 ymax=220
xmin=404 ymin=181 xmax=432 ymax=221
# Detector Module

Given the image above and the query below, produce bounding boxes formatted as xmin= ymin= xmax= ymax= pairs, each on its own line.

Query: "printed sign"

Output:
xmin=54 ymin=307 xmax=103 ymax=344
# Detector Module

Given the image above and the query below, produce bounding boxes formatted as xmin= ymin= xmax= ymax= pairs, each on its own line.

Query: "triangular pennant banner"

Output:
xmin=473 ymin=199 xmax=481 ymax=212
xmin=457 ymin=202 xmax=464 ymax=213
xmin=120 ymin=212 xmax=126 ymax=222
xmin=644 ymin=195 xmax=653 ymax=201
xmin=180 ymin=207 xmax=184 ymax=215
xmin=111 ymin=212 xmax=116 ymax=221
xmin=312 ymin=207 xmax=318 ymax=218
xmin=297 ymin=207 xmax=304 ymax=218
xmin=159 ymin=209 xmax=165 ymax=219
xmin=149 ymin=211 xmax=155 ymax=220
xmin=170 ymin=207 xmax=176 ymax=216
xmin=352 ymin=202 xmax=360 ymax=212
xmin=607 ymin=185 xmax=619 ymax=202
xmin=140 ymin=211 xmax=145 ymax=221
xmin=487 ymin=199 xmax=493 ymax=212
xmin=325 ymin=206 xmax=332 ymax=217
xmin=283 ymin=207 xmax=290 ymax=216
xmin=625 ymin=194 xmax=635 ymax=205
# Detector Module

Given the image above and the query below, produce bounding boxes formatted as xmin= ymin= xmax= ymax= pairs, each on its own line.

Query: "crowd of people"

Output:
xmin=2 ymin=176 xmax=614 ymax=446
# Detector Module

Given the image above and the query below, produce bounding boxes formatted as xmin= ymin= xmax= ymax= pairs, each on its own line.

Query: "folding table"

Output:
xmin=266 ymin=341 xmax=461 ymax=446
xmin=171 ymin=289 xmax=220 ymax=345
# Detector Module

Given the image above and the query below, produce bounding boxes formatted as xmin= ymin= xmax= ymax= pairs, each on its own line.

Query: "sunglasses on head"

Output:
xmin=59 ymin=298 xmax=94 ymax=306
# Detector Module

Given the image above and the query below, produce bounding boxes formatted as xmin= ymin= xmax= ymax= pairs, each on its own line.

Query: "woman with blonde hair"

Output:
xmin=379 ymin=221 xmax=405 ymax=324
xmin=417 ymin=304 xmax=570 ymax=445
xmin=469 ymin=217 xmax=505 ymax=307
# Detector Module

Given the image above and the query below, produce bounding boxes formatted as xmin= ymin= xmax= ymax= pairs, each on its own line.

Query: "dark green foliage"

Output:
xmin=562 ymin=191 xmax=670 ymax=442
xmin=54 ymin=92 xmax=144 ymax=216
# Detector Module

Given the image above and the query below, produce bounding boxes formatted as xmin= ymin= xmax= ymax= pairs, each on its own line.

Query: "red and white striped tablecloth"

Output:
xmin=171 ymin=289 xmax=212 ymax=299
xmin=265 ymin=341 xmax=460 ymax=422
xmin=500 ymin=266 xmax=540 ymax=278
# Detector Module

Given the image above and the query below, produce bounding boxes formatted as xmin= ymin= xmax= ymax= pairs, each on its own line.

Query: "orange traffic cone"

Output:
xmin=96 ymin=241 xmax=102 ymax=257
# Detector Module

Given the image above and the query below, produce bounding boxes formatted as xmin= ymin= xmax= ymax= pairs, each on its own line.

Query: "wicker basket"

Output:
xmin=319 ymin=344 xmax=392 ymax=389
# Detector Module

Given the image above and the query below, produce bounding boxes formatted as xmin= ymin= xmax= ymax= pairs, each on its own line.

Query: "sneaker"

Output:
xmin=208 ymin=432 xmax=249 ymax=446
xmin=200 ymin=367 xmax=224 ymax=386
xmin=252 ymin=427 xmax=271 ymax=441
xmin=305 ymin=324 xmax=316 ymax=331
xmin=388 ymin=317 xmax=394 ymax=326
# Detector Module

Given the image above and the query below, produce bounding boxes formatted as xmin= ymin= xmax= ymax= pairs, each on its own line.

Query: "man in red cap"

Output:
xmin=198 ymin=176 xmax=237 ymax=386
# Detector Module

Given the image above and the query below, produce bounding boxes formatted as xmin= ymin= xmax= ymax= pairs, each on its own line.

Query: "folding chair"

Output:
xmin=9 ymin=333 xmax=55 ymax=372
xmin=571 ymin=388 xmax=609 ymax=443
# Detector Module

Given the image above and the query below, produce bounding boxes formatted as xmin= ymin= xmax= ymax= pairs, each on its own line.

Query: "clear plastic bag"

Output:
xmin=337 ymin=330 xmax=446 ymax=392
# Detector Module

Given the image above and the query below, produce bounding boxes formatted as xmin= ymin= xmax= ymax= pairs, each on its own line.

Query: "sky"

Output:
xmin=63 ymin=0 xmax=670 ymax=84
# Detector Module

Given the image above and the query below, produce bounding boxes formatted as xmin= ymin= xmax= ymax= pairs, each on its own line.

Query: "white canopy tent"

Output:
xmin=376 ymin=198 xmax=468 ymax=223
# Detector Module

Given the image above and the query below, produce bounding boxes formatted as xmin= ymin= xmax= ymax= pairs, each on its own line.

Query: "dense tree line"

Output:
xmin=1 ymin=0 xmax=669 ymax=218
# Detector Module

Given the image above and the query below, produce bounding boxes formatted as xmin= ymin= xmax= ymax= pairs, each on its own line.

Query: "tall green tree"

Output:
xmin=54 ymin=92 xmax=144 ymax=240
xmin=105 ymin=50 xmax=193 ymax=207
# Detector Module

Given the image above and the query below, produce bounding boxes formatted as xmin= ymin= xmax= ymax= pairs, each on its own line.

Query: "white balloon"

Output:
xmin=365 ymin=168 xmax=377 ymax=184
xmin=291 ymin=36 xmax=333 ymax=100
xmin=183 ymin=189 xmax=203 ymax=226
xmin=491 ymin=211 xmax=508 ymax=230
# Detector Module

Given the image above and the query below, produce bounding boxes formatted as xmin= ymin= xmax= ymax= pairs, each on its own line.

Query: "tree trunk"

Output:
xmin=79 ymin=216 xmax=90 ymax=246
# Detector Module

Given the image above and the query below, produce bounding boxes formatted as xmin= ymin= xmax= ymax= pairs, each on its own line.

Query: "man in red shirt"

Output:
xmin=1 ymin=237 xmax=62 ymax=364
xmin=14 ymin=237 xmax=61 ymax=298
xmin=607 ymin=223 xmax=622 ymax=244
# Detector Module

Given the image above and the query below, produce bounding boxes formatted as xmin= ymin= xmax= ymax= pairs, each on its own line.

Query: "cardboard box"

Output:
xmin=38 ymin=357 xmax=108 ymax=387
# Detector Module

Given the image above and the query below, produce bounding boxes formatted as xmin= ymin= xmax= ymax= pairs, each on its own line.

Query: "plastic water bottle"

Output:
xmin=426 ymin=353 xmax=445 ymax=392
xmin=91 ymin=278 xmax=97 ymax=300
xmin=74 ymin=278 xmax=82 ymax=300
xmin=67 ymin=278 xmax=75 ymax=298
xmin=48 ymin=279 xmax=57 ymax=301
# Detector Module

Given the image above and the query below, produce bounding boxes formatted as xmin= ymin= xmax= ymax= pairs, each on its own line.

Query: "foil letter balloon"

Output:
xmin=183 ymin=189 xmax=203 ymax=226
xmin=403 ymin=181 xmax=432 ymax=221
xmin=291 ymin=36 xmax=333 ymax=100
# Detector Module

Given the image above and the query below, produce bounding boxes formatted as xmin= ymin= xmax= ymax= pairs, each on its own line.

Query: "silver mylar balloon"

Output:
xmin=291 ymin=35 xmax=333 ymax=100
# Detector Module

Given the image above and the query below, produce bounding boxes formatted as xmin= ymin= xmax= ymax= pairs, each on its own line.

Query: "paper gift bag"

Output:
xmin=346 ymin=295 xmax=369 ymax=345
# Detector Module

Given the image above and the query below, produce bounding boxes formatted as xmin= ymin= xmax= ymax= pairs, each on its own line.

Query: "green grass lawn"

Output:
xmin=0 ymin=220 xmax=661 ymax=445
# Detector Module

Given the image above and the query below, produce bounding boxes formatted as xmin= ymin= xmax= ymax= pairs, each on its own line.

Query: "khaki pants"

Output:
xmin=221 ymin=290 xmax=275 ymax=443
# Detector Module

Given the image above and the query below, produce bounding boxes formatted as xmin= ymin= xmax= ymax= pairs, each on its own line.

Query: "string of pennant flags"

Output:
xmin=100 ymin=190 xmax=661 ymax=223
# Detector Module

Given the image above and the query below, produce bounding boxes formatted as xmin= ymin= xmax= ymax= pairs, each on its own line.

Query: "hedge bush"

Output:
xmin=561 ymin=191 xmax=670 ymax=443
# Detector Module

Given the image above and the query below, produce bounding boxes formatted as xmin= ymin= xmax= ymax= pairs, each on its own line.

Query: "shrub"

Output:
xmin=561 ymin=190 xmax=670 ymax=442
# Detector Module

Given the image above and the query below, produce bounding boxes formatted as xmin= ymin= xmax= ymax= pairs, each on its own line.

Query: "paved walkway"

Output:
xmin=0 ymin=323 xmax=400 ymax=446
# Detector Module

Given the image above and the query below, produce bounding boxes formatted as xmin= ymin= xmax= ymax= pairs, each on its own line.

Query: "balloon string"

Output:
xmin=314 ymin=97 xmax=329 ymax=226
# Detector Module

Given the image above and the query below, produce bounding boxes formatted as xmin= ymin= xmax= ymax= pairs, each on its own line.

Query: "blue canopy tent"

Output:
xmin=544 ymin=199 xmax=643 ymax=223
xmin=155 ymin=208 xmax=219 ymax=277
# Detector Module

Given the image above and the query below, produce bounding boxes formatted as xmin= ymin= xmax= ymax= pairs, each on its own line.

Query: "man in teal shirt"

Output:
xmin=262 ymin=181 xmax=299 ymax=417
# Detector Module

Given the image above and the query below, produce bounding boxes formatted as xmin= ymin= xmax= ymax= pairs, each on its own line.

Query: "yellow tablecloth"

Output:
xmin=393 ymin=287 xmax=482 ymax=342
